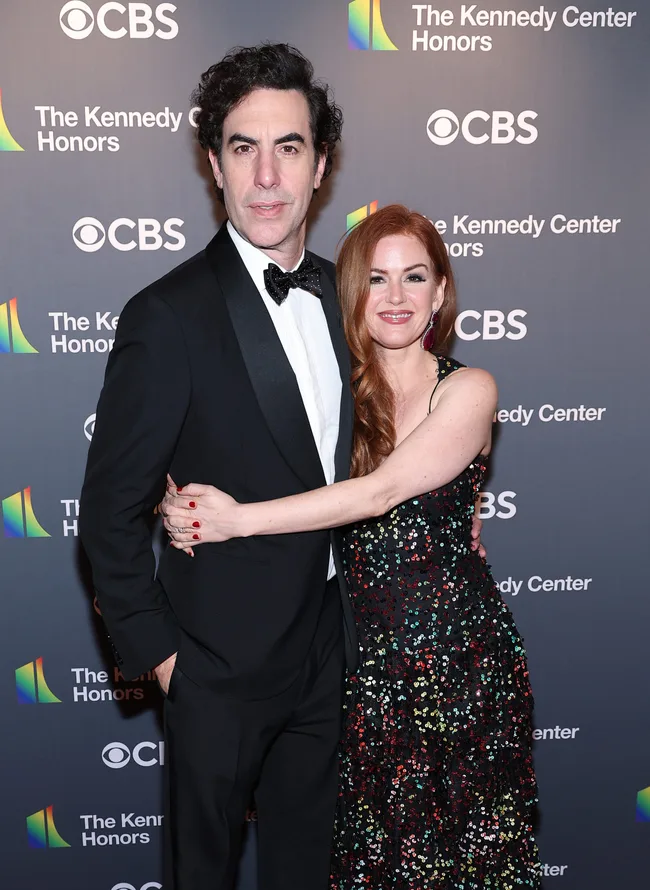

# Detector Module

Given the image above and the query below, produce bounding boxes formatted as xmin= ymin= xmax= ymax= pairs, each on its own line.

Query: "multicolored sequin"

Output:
xmin=331 ymin=357 xmax=541 ymax=889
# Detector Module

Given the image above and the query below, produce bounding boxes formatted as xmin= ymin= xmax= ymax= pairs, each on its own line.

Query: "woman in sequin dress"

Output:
xmin=163 ymin=205 xmax=541 ymax=889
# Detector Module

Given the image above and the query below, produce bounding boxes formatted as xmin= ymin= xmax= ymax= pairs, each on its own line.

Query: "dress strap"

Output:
xmin=427 ymin=354 xmax=467 ymax=414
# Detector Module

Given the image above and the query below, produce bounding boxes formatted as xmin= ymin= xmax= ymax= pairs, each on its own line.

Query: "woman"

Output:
xmin=162 ymin=205 xmax=541 ymax=888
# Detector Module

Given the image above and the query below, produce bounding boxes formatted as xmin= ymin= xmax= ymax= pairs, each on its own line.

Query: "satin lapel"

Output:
xmin=207 ymin=227 xmax=325 ymax=491
xmin=312 ymin=255 xmax=354 ymax=483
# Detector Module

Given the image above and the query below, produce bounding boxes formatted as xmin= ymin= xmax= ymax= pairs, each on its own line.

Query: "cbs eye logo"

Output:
xmin=72 ymin=217 xmax=185 ymax=252
xmin=111 ymin=884 xmax=162 ymax=890
xmin=426 ymin=109 xmax=538 ymax=145
xmin=59 ymin=1 xmax=178 ymax=40
xmin=84 ymin=413 xmax=96 ymax=441
xmin=73 ymin=217 xmax=106 ymax=251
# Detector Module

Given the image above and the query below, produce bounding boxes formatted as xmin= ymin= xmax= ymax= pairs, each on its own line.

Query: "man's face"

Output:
xmin=209 ymin=88 xmax=326 ymax=266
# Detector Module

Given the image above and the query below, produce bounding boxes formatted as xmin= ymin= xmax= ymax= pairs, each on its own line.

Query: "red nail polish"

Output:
xmin=189 ymin=501 xmax=196 ymax=508
xmin=192 ymin=534 xmax=200 ymax=540
xmin=177 ymin=486 xmax=183 ymax=492
xmin=192 ymin=521 xmax=200 ymax=528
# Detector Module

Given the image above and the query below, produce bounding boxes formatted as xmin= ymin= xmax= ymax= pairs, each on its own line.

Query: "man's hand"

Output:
xmin=155 ymin=652 xmax=178 ymax=696
xmin=471 ymin=514 xmax=486 ymax=560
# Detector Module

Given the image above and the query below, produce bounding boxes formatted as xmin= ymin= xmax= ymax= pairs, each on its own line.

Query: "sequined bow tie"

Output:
xmin=263 ymin=256 xmax=323 ymax=305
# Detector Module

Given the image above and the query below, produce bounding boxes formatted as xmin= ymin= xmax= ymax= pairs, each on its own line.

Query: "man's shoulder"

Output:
xmin=121 ymin=246 xmax=215 ymax=322
xmin=142 ymin=247 xmax=212 ymax=304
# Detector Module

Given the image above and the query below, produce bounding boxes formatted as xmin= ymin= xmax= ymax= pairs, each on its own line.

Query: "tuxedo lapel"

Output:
xmin=207 ymin=226 xmax=325 ymax=492
xmin=313 ymin=255 xmax=354 ymax=483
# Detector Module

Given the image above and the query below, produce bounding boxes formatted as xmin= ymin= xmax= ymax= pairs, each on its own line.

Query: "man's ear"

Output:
xmin=313 ymin=150 xmax=327 ymax=190
xmin=208 ymin=149 xmax=223 ymax=190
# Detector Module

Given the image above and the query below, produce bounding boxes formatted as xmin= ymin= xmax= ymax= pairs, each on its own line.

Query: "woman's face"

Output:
xmin=364 ymin=233 xmax=445 ymax=352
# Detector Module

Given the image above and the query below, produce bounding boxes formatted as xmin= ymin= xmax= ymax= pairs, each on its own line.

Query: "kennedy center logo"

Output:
xmin=26 ymin=806 xmax=71 ymax=848
xmin=346 ymin=201 xmax=378 ymax=232
xmin=0 ymin=89 xmax=24 ymax=151
xmin=16 ymin=658 xmax=62 ymax=704
xmin=2 ymin=488 xmax=50 ymax=538
xmin=0 ymin=298 xmax=38 ymax=353
xmin=349 ymin=0 xmax=398 ymax=50
xmin=636 ymin=787 xmax=650 ymax=822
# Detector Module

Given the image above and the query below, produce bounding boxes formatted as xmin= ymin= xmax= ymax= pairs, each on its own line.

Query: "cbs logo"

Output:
xmin=84 ymin=413 xmax=96 ymax=441
xmin=102 ymin=741 xmax=165 ymax=769
xmin=72 ymin=217 xmax=185 ymax=252
xmin=427 ymin=110 xmax=538 ymax=145
xmin=111 ymin=884 xmax=162 ymax=890
xmin=455 ymin=310 xmax=527 ymax=341
xmin=60 ymin=1 xmax=177 ymax=39
xmin=477 ymin=491 xmax=517 ymax=520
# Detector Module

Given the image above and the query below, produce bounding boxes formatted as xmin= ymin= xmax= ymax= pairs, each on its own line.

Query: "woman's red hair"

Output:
xmin=336 ymin=204 xmax=456 ymax=478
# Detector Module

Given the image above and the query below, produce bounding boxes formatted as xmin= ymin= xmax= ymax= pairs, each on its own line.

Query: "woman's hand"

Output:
xmin=160 ymin=475 xmax=242 ymax=554
xmin=471 ymin=514 xmax=486 ymax=560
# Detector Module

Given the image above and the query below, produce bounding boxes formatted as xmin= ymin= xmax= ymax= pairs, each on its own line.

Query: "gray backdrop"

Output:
xmin=1 ymin=1 xmax=648 ymax=888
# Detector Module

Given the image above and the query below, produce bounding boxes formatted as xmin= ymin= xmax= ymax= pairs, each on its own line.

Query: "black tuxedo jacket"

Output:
xmin=80 ymin=224 xmax=357 ymax=697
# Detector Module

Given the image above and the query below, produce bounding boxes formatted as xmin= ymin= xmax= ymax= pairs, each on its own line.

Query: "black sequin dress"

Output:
xmin=331 ymin=356 xmax=540 ymax=890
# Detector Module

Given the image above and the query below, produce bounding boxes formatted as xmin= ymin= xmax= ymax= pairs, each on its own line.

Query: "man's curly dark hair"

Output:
xmin=191 ymin=43 xmax=343 ymax=200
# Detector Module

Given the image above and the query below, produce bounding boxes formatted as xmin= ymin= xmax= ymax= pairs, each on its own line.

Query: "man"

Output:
xmin=81 ymin=43 xmax=352 ymax=890
xmin=80 ymin=42 xmax=482 ymax=890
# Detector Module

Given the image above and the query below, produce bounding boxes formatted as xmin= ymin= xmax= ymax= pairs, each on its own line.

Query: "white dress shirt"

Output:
xmin=227 ymin=221 xmax=341 ymax=580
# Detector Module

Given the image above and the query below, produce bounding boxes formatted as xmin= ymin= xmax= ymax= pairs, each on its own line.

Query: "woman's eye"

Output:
xmin=370 ymin=276 xmax=384 ymax=285
xmin=406 ymin=274 xmax=425 ymax=282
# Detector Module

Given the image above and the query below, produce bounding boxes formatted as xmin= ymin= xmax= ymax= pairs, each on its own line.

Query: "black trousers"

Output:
xmin=163 ymin=580 xmax=345 ymax=890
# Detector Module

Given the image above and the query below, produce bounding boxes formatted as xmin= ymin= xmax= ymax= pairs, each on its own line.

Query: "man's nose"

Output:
xmin=254 ymin=149 xmax=281 ymax=190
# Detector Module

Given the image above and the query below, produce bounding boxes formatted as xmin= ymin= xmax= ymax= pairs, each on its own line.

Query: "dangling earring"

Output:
xmin=420 ymin=310 xmax=439 ymax=351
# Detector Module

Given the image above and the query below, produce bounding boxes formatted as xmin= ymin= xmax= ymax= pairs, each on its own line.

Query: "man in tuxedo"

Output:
xmin=80 ymin=43 xmax=355 ymax=890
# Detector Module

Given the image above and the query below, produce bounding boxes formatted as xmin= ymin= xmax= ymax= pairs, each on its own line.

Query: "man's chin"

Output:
xmin=241 ymin=219 xmax=293 ymax=251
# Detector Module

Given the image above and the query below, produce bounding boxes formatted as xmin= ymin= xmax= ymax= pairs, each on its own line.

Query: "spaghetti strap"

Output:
xmin=427 ymin=367 xmax=443 ymax=415
xmin=427 ymin=354 xmax=467 ymax=414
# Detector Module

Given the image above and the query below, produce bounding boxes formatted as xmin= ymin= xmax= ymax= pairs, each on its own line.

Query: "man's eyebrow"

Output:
xmin=274 ymin=132 xmax=305 ymax=145
xmin=227 ymin=133 xmax=257 ymax=146
xmin=226 ymin=132 xmax=306 ymax=147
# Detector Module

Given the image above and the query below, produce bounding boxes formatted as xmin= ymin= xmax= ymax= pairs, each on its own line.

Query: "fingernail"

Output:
xmin=177 ymin=486 xmax=183 ymax=492
xmin=192 ymin=521 xmax=200 ymax=528
xmin=189 ymin=501 xmax=196 ymax=508
xmin=192 ymin=534 xmax=200 ymax=540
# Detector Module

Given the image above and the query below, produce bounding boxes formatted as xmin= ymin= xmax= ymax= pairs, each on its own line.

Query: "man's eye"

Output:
xmin=280 ymin=145 xmax=298 ymax=154
xmin=234 ymin=145 xmax=252 ymax=154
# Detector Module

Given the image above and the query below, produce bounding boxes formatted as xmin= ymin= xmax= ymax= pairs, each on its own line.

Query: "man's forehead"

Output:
xmin=224 ymin=88 xmax=310 ymax=133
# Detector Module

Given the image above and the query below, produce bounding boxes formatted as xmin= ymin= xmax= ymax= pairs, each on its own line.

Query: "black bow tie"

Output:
xmin=263 ymin=256 xmax=323 ymax=306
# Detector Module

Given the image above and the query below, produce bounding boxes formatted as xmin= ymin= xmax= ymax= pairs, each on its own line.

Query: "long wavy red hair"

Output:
xmin=337 ymin=204 xmax=456 ymax=478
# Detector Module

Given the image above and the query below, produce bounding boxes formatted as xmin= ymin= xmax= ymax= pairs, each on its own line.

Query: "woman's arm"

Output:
xmin=162 ymin=369 xmax=496 ymax=545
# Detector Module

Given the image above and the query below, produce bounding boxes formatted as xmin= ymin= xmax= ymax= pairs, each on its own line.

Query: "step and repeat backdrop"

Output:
xmin=1 ymin=1 xmax=648 ymax=888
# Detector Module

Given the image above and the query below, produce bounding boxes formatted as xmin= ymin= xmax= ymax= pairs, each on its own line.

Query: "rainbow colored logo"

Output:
xmin=0 ymin=88 xmax=24 ymax=151
xmin=26 ymin=806 xmax=71 ymax=848
xmin=349 ymin=0 xmax=398 ymax=50
xmin=346 ymin=201 xmax=378 ymax=232
xmin=636 ymin=787 xmax=650 ymax=822
xmin=2 ymin=488 xmax=50 ymax=538
xmin=0 ymin=298 xmax=38 ymax=353
xmin=16 ymin=658 xmax=62 ymax=704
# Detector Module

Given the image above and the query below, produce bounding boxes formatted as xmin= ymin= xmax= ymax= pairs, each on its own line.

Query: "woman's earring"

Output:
xmin=420 ymin=310 xmax=439 ymax=351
